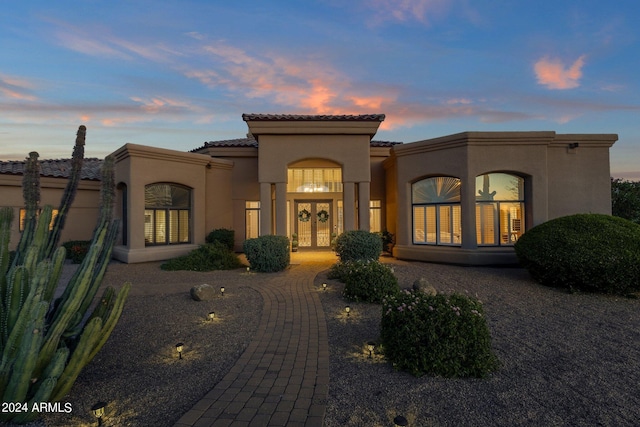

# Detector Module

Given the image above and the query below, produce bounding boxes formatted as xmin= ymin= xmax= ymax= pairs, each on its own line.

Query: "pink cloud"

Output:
xmin=0 ymin=75 xmax=38 ymax=101
xmin=534 ymin=55 xmax=586 ymax=90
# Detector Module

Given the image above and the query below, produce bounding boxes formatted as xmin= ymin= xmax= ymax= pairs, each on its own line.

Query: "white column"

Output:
xmin=343 ymin=182 xmax=356 ymax=231
xmin=260 ymin=182 xmax=272 ymax=236
xmin=275 ymin=182 xmax=287 ymax=236
xmin=358 ymin=181 xmax=370 ymax=231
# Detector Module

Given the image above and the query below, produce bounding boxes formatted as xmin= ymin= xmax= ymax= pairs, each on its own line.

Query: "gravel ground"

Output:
xmin=10 ymin=257 xmax=640 ymax=426
xmin=37 ymin=262 xmax=263 ymax=427
xmin=318 ymin=258 xmax=640 ymax=426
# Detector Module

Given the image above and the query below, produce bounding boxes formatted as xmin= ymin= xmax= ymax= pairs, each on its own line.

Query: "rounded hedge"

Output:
xmin=206 ymin=228 xmax=235 ymax=251
xmin=334 ymin=230 xmax=382 ymax=262
xmin=514 ymin=214 xmax=640 ymax=295
xmin=328 ymin=260 xmax=399 ymax=303
xmin=243 ymin=235 xmax=290 ymax=272
xmin=381 ymin=290 xmax=499 ymax=378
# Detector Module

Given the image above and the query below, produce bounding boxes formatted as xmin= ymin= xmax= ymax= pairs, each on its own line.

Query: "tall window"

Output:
xmin=476 ymin=173 xmax=525 ymax=245
xmin=144 ymin=183 xmax=191 ymax=246
xmin=370 ymin=200 xmax=381 ymax=233
xmin=245 ymin=201 xmax=260 ymax=239
xmin=412 ymin=177 xmax=461 ymax=245
xmin=19 ymin=208 xmax=59 ymax=231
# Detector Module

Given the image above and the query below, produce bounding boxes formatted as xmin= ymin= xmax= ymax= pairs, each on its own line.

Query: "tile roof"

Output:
xmin=242 ymin=113 xmax=386 ymax=122
xmin=0 ymin=158 xmax=103 ymax=181
xmin=191 ymin=137 xmax=258 ymax=152
xmin=191 ymin=136 xmax=402 ymax=152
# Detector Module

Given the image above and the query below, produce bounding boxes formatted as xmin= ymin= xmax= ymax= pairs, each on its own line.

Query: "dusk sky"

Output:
xmin=1 ymin=1 xmax=638 ymax=179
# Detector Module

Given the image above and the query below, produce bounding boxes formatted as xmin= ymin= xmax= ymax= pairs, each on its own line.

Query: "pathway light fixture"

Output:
xmin=322 ymin=283 xmax=327 ymax=291
xmin=176 ymin=342 xmax=184 ymax=359
xmin=208 ymin=311 xmax=215 ymax=321
xmin=220 ymin=286 xmax=225 ymax=296
xmin=345 ymin=305 xmax=350 ymax=317
xmin=367 ymin=341 xmax=376 ymax=359
xmin=91 ymin=401 xmax=106 ymax=426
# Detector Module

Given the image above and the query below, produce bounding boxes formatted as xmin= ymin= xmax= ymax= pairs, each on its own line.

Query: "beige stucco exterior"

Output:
xmin=0 ymin=114 xmax=617 ymax=266
xmin=0 ymin=174 xmax=100 ymax=250
xmin=111 ymin=143 xmax=233 ymax=263
xmin=386 ymin=131 xmax=617 ymax=264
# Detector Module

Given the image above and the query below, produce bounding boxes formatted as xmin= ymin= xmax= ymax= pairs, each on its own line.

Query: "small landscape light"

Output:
xmin=246 ymin=266 xmax=250 ymax=272
xmin=367 ymin=341 xmax=376 ymax=359
xmin=345 ymin=305 xmax=350 ymax=317
xmin=91 ymin=401 xmax=106 ymax=426
xmin=220 ymin=286 xmax=225 ymax=296
xmin=176 ymin=342 xmax=184 ymax=359
xmin=208 ymin=311 xmax=215 ymax=321
xmin=394 ymin=415 xmax=408 ymax=427
xmin=322 ymin=283 xmax=327 ymax=291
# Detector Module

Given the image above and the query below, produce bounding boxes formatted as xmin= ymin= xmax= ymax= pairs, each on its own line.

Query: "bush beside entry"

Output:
xmin=161 ymin=242 xmax=243 ymax=271
xmin=243 ymin=235 xmax=290 ymax=272
xmin=205 ymin=228 xmax=235 ymax=251
xmin=328 ymin=260 xmax=399 ymax=303
xmin=334 ymin=230 xmax=382 ymax=262
xmin=514 ymin=214 xmax=640 ymax=295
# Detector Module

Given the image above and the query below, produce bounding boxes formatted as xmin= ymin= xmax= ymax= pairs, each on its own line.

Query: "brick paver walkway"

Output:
xmin=175 ymin=252 xmax=336 ymax=427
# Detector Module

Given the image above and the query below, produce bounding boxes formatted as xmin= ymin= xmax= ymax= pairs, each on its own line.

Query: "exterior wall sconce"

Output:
xmin=322 ymin=283 xmax=327 ymax=291
xmin=394 ymin=415 xmax=409 ymax=426
xmin=91 ymin=401 xmax=106 ymax=426
xmin=208 ymin=311 xmax=215 ymax=321
xmin=345 ymin=305 xmax=350 ymax=317
xmin=176 ymin=342 xmax=184 ymax=359
xmin=367 ymin=341 xmax=376 ymax=359
xmin=220 ymin=287 xmax=225 ymax=296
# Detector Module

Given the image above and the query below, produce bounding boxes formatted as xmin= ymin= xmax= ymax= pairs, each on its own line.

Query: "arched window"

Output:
xmin=412 ymin=177 xmax=461 ymax=245
xmin=475 ymin=173 xmax=525 ymax=245
xmin=144 ymin=183 xmax=191 ymax=246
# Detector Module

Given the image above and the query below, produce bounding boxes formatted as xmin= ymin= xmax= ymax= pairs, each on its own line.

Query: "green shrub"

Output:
xmin=514 ymin=214 xmax=640 ymax=295
xmin=62 ymin=240 xmax=91 ymax=264
xmin=376 ymin=230 xmax=394 ymax=254
xmin=243 ymin=235 xmax=290 ymax=272
xmin=334 ymin=230 xmax=382 ymax=262
xmin=329 ymin=260 xmax=399 ymax=303
xmin=161 ymin=242 xmax=243 ymax=271
xmin=381 ymin=290 xmax=499 ymax=378
xmin=205 ymin=228 xmax=235 ymax=250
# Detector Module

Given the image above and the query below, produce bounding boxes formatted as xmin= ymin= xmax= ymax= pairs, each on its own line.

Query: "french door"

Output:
xmin=295 ymin=201 xmax=332 ymax=249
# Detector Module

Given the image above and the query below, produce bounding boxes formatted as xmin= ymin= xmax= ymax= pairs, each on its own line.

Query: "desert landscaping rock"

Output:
xmin=189 ymin=283 xmax=216 ymax=301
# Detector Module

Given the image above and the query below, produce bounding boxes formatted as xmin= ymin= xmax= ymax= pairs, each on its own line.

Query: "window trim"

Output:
xmin=144 ymin=183 xmax=191 ymax=246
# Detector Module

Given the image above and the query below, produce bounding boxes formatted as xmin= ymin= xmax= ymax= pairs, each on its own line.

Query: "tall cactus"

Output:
xmin=0 ymin=126 xmax=130 ymax=424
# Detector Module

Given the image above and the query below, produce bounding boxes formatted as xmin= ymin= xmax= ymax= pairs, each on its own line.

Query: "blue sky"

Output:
xmin=1 ymin=1 xmax=638 ymax=179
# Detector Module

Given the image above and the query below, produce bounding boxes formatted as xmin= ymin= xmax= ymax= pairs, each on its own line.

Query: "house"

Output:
xmin=0 ymin=114 xmax=617 ymax=265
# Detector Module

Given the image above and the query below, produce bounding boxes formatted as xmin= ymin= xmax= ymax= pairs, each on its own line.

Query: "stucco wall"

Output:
xmin=0 ymin=174 xmax=100 ymax=250
xmin=389 ymin=131 xmax=616 ymax=265
xmin=112 ymin=143 xmax=232 ymax=263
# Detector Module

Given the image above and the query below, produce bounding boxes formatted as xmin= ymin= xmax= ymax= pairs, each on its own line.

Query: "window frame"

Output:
xmin=475 ymin=173 xmax=525 ymax=246
xmin=411 ymin=177 xmax=462 ymax=246
xmin=144 ymin=183 xmax=191 ymax=246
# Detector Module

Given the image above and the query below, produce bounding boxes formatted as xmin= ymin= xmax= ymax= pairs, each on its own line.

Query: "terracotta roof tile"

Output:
xmin=242 ymin=113 xmax=386 ymax=122
xmin=0 ymin=158 xmax=103 ymax=181
xmin=191 ymin=137 xmax=402 ymax=151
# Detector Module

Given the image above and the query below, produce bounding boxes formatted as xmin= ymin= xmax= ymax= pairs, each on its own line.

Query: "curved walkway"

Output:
xmin=175 ymin=252 xmax=337 ymax=427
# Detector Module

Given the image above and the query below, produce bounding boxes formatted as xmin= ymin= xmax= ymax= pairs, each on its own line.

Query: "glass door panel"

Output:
xmin=316 ymin=202 xmax=331 ymax=247
xmin=296 ymin=202 xmax=312 ymax=247
xmin=295 ymin=201 xmax=332 ymax=249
